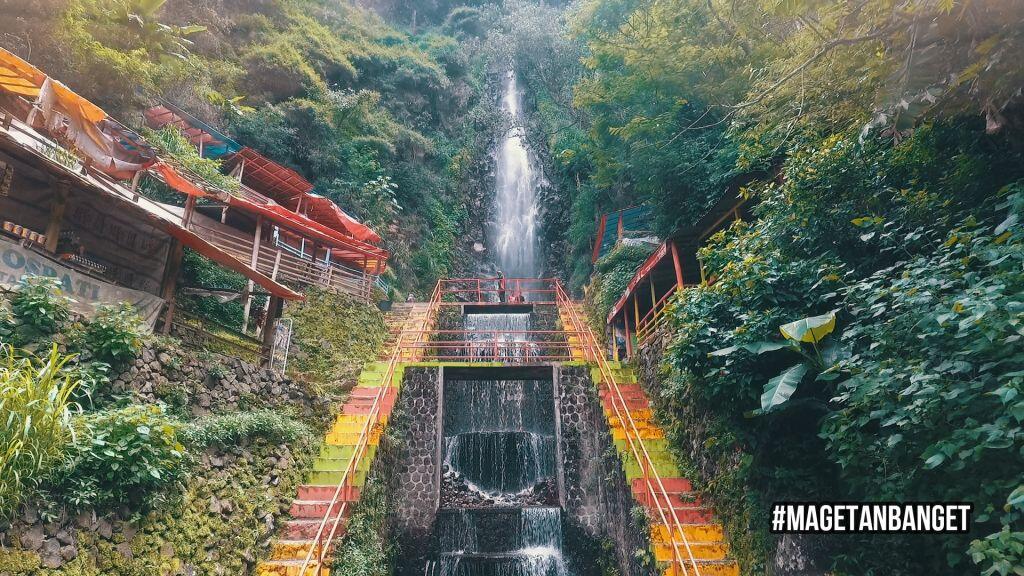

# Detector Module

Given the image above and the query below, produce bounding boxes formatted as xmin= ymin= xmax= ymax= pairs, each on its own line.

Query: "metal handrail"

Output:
xmin=554 ymin=281 xmax=702 ymax=576
xmin=297 ymin=283 xmax=441 ymax=575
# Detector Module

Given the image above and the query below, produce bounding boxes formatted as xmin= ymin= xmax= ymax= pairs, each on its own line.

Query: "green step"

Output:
xmin=620 ymin=451 xmax=680 ymax=479
xmin=313 ymin=457 xmax=372 ymax=473
xmin=320 ymin=444 xmax=378 ymax=460
xmin=308 ymin=468 xmax=368 ymax=487
xmin=615 ymin=438 xmax=671 ymax=454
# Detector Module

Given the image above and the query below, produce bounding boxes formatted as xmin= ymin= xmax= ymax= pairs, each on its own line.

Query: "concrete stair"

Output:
xmin=256 ymin=308 xmax=420 ymax=576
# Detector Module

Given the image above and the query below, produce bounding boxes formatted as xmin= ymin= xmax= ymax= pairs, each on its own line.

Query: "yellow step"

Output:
xmin=256 ymin=560 xmax=330 ymax=576
xmin=661 ymin=560 xmax=738 ymax=576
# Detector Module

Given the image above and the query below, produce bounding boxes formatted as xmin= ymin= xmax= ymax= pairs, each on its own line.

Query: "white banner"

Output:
xmin=0 ymin=236 xmax=164 ymax=329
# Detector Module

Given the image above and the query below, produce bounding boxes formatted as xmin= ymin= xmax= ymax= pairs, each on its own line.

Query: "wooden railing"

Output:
xmin=188 ymin=220 xmax=375 ymax=301
xmin=554 ymin=280 xmax=703 ymax=576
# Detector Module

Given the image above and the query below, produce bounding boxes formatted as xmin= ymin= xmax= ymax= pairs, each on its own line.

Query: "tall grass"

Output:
xmin=0 ymin=344 xmax=80 ymax=517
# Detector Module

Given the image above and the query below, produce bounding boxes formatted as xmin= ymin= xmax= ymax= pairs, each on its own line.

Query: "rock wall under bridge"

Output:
xmin=557 ymin=364 xmax=654 ymax=576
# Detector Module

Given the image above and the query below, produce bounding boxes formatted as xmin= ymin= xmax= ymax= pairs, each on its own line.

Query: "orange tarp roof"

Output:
xmin=228 ymin=147 xmax=312 ymax=203
xmin=0 ymin=48 xmax=45 ymax=97
xmin=225 ymin=147 xmax=383 ymax=246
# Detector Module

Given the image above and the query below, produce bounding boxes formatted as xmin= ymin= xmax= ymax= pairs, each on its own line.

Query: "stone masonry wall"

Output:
xmin=558 ymin=365 xmax=653 ymax=576
xmin=392 ymin=366 xmax=442 ymax=572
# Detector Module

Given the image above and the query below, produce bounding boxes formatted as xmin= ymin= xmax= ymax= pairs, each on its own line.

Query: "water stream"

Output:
xmin=493 ymin=67 xmax=541 ymax=279
xmin=431 ymin=317 xmax=571 ymax=575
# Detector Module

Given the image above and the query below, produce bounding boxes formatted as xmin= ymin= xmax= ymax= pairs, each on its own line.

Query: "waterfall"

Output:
xmin=431 ymin=508 xmax=569 ymax=576
xmin=493 ymin=67 xmax=541 ymax=279
xmin=428 ymin=311 xmax=571 ymax=576
xmin=463 ymin=314 xmax=537 ymax=361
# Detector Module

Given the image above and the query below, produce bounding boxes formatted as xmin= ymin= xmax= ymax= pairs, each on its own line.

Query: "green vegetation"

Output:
xmin=1 ymin=277 xmax=72 ymax=348
xmin=483 ymin=0 xmax=1024 ymax=573
xmin=49 ymin=404 xmax=187 ymax=513
xmin=182 ymin=410 xmax=311 ymax=449
xmin=0 ymin=346 xmax=80 ymax=516
xmin=80 ymin=304 xmax=145 ymax=367
xmin=285 ymin=288 xmax=387 ymax=391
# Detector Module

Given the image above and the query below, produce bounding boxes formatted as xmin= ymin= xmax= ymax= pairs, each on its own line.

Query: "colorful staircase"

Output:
xmin=256 ymin=303 xmax=433 ymax=576
xmin=558 ymin=300 xmax=738 ymax=576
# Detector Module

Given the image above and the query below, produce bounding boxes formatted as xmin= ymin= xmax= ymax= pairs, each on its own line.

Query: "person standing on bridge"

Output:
xmin=496 ymin=270 xmax=507 ymax=303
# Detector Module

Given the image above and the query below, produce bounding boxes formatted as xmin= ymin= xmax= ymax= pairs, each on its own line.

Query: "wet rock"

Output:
xmin=21 ymin=524 xmax=45 ymax=551
xmin=55 ymin=528 xmax=74 ymax=545
xmin=96 ymin=518 xmax=113 ymax=539
xmin=60 ymin=544 xmax=78 ymax=562
xmin=21 ymin=504 xmax=38 ymax=524
xmin=40 ymin=538 xmax=62 ymax=568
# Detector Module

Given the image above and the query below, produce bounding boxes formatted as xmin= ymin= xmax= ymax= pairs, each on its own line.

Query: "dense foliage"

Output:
xmin=0 ymin=346 xmax=80 ymax=516
xmin=500 ymin=0 xmax=1024 ymax=573
xmin=50 ymin=404 xmax=188 ymax=513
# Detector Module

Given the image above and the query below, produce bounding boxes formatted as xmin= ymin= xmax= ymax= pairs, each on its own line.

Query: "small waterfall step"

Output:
xmin=256 ymin=308 xmax=415 ymax=576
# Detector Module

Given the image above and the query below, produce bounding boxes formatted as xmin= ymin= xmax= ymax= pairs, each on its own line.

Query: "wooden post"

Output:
xmin=241 ymin=215 xmax=264 ymax=333
xmin=43 ymin=181 xmax=70 ymax=253
xmin=650 ymin=277 xmax=658 ymax=309
xmin=271 ymin=249 xmax=282 ymax=281
xmin=670 ymin=241 xmax=684 ymax=289
xmin=633 ymin=293 xmax=641 ymax=335
xmin=261 ymin=295 xmax=283 ymax=366
xmin=623 ymin=310 xmax=633 ymax=359
xmin=130 ymin=171 xmax=142 ymax=202
xmin=181 ymin=195 xmax=197 ymax=228
xmin=160 ymin=239 xmax=185 ymax=335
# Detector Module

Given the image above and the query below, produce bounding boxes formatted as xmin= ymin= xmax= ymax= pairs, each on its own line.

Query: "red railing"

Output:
xmin=394 ymin=329 xmax=579 ymax=363
xmin=437 ymin=277 xmax=558 ymax=304
xmin=554 ymin=280 xmax=703 ymax=576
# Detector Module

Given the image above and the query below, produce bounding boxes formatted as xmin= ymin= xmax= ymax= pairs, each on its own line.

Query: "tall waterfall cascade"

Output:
xmin=493 ymin=67 xmax=542 ymax=279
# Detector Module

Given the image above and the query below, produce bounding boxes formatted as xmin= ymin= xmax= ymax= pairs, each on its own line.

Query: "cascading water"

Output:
xmin=463 ymin=313 xmax=536 ymax=361
xmin=492 ymin=67 xmax=541 ymax=279
xmin=442 ymin=378 xmax=555 ymax=502
xmin=430 ymin=332 xmax=571 ymax=575
xmin=428 ymin=508 xmax=568 ymax=576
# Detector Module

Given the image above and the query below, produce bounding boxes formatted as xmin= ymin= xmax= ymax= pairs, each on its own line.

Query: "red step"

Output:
xmin=281 ymin=518 xmax=347 ymax=540
xmin=288 ymin=500 xmax=354 ymax=520
xmin=635 ymin=490 xmax=705 ymax=509
xmin=297 ymin=485 xmax=360 ymax=502
xmin=633 ymin=477 xmax=693 ymax=494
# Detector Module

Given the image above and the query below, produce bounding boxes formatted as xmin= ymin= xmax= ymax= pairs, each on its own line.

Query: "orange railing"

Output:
xmin=297 ymin=283 xmax=442 ymax=574
xmin=437 ymin=277 xmax=558 ymax=303
xmin=394 ymin=329 xmax=578 ymax=363
xmin=554 ymin=280 xmax=702 ymax=576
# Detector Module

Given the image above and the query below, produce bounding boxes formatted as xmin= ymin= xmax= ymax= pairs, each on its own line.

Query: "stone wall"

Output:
xmin=115 ymin=340 xmax=327 ymax=422
xmin=0 ymin=340 xmax=320 ymax=574
xmin=558 ymin=365 xmax=653 ymax=576
xmin=392 ymin=366 xmax=442 ymax=571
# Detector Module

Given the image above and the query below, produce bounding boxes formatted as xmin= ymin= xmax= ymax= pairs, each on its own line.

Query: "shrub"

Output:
xmin=3 ymin=276 xmax=72 ymax=346
xmin=0 ymin=345 xmax=80 ymax=517
xmin=52 ymin=404 xmax=187 ymax=512
xmin=82 ymin=303 xmax=144 ymax=366
xmin=182 ymin=410 xmax=311 ymax=449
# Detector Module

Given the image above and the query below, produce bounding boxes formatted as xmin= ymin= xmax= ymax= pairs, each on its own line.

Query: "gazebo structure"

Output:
xmin=0 ymin=48 xmax=387 ymax=363
xmin=604 ymin=189 xmax=755 ymax=359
